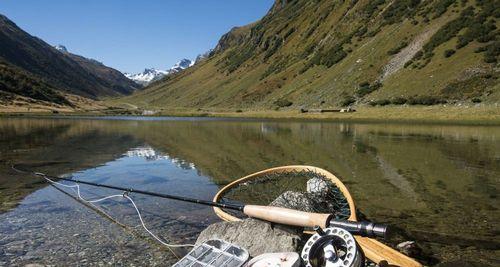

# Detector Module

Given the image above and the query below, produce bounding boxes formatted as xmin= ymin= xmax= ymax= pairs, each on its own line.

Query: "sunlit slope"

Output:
xmin=123 ymin=0 xmax=499 ymax=110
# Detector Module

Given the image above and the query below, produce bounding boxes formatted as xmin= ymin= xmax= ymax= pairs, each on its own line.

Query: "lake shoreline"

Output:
xmin=1 ymin=105 xmax=500 ymax=126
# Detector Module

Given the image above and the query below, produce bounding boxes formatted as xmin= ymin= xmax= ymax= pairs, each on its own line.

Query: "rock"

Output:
xmin=270 ymin=191 xmax=316 ymax=212
xmin=397 ymin=241 xmax=423 ymax=258
xmin=24 ymin=264 xmax=45 ymax=267
xmin=195 ymin=218 xmax=302 ymax=257
xmin=306 ymin=178 xmax=330 ymax=195
xmin=195 ymin=189 xmax=315 ymax=257
xmin=195 ymin=186 xmax=335 ymax=257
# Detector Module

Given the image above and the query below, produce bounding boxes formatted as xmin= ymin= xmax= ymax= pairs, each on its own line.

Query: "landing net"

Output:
xmin=217 ymin=169 xmax=352 ymax=222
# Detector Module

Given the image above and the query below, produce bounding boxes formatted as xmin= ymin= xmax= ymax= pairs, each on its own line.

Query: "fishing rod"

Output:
xmin=14 ymin=165 xmax=389 ymax=239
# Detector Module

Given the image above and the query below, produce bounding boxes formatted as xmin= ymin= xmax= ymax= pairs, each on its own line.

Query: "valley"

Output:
xmin=0 ymin=0 xmax=499 ymax=124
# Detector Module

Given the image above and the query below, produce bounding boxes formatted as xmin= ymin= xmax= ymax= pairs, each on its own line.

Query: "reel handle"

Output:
xmin=329 ymin=219 xmax=389 ymax=238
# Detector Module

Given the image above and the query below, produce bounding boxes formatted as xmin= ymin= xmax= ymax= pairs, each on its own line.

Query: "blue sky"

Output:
xmin=0 ymin=0 xmax=273 ymax=73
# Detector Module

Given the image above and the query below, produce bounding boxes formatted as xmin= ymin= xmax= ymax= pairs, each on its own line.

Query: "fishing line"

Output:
xmin=12 ymin=165 xmax=388 ymax=239
xmin=10 ymin=165 xmax=195 ymax=253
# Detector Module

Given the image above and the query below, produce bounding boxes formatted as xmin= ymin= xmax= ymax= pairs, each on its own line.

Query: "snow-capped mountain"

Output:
xmin=170 ymin=58 xmax=195 ymax=73
xmin=124 ymin=59 xmax=194 ymax=86
xmin=124 ymin=68 xmax=169 ymax=86
xmin=54 ymin=44 xmax=68 ymax=52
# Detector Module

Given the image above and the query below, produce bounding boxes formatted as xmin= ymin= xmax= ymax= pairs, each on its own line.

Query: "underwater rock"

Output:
xmin=270 ymin=191 xmax=316 ymax=212
xmin=397 ymin=241 xmax=423 ymax=258
xmin=306 ymin=177 xmax=330 ymax=195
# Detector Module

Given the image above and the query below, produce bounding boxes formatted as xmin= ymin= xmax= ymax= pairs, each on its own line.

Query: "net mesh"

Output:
xmin=218 ymin=170 xmax=351 ymax=221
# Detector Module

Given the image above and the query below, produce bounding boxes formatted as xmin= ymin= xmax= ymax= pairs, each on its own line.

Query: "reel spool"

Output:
xmin=302 ymin=226 xmax=364 ymax=267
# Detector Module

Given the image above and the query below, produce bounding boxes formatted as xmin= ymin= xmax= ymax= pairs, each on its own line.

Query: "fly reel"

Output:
xmin=301 ymin=226 xmax=364 ymax=267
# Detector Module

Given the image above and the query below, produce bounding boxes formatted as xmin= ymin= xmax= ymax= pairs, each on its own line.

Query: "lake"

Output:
xmin=0 ymin=116 xmax=498 ymax=266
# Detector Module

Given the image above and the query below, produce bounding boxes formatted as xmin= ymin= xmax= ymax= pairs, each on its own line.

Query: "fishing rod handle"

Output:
xmin=329 ymin=219 xmax=389 ymax=238
xmin=243 ymin=205 xmax=332 ymax=228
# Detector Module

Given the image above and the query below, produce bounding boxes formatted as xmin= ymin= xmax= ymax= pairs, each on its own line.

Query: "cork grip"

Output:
xmin=243 ymin=205 xmax=331 ymax=228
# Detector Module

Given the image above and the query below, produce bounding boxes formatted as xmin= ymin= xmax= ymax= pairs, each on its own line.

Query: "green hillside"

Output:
xmin=0 ymin=61 xmax=71 ymax=106
xmin=123 ymin=0 xmax=499 ymax=110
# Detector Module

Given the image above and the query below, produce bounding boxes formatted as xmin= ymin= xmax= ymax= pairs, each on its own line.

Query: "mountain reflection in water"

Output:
xmin=126 ymin=146 xmax=196 ymax=170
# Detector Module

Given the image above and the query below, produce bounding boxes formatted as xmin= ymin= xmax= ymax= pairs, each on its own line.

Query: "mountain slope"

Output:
xmin=63 ymin=52 xmax=139 ymax=95
xmin=0 ymin=14 xmax=138 ymax=101
xmin=0 ymin=60 xmax=70 ymax=106
xmin=124 ymin=0 xmax=499 ymax=110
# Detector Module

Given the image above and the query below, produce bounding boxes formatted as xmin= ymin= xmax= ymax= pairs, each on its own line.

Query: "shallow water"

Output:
xmin=0 ymin=116 xmax=498 ymax=266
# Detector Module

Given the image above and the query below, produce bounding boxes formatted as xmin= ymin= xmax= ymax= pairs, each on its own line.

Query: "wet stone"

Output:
xmin=196 ymin=190 xmax=315 ymax=257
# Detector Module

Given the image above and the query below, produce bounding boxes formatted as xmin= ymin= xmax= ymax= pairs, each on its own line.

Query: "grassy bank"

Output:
xmin=152 ymin=105 xmax=500 ymax=125
xmin=1 ymin=105 xmax=499 ymax=125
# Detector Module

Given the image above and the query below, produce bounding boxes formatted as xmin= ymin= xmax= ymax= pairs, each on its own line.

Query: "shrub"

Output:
xmin=321 ymin=45 xmax=347 ymax=67
xmin=366 ymin=27 xmax=381 ymax=37
xmin=354 ymin=26 xmax=367 ymax=37
xmin=391 ymin=97 xmax=408 ymax=105
xmin=369 ymin=99 xmax=391 ymax=106
xmin=361 ymin=0 xmax=386 ymax=18
xmin=301 ymin=43 xmax=316 ymax=58
xmin=433 ymin=0 xmax=455 ymax=18
xmin=382 ymin=0 xmax=421 ymax=24
xmin=471 ymin=98 xmax=482 ymax=103
xmin=376 ymin=99 xmax=391 ymax=106
xmin=408 ymin=96 xmax=447 ymax=105
xmin=274 ymin=99 xmax=293 ymax=107
xmin=457 ymin=20 xmax=496 ymax=48
xmin=359 ymin=82 xmax=370 ymax=88
xmin=444 ymin=49 xmax=456 ymax=57
xmin=263 ymin=36 xmax=283 ymax=60
xmin=283 ymin=27 xmax=296 ymax=40
xmin=413 ymin=50 xmax=423 ymax=60
xmin=484 ymin=41 xmax=499 ymax=63
xmin=474 ymin=46 xmax=487 ymax=53
xmin=261 ymin=59 xmax=288 ymax=79
xmin=387 ymin=41 xmax=409 ymax=55
xmin=356 ymin=81 xmax=382 ymax=97
xmin=341 ymin=96 xmax=356 ymax=107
